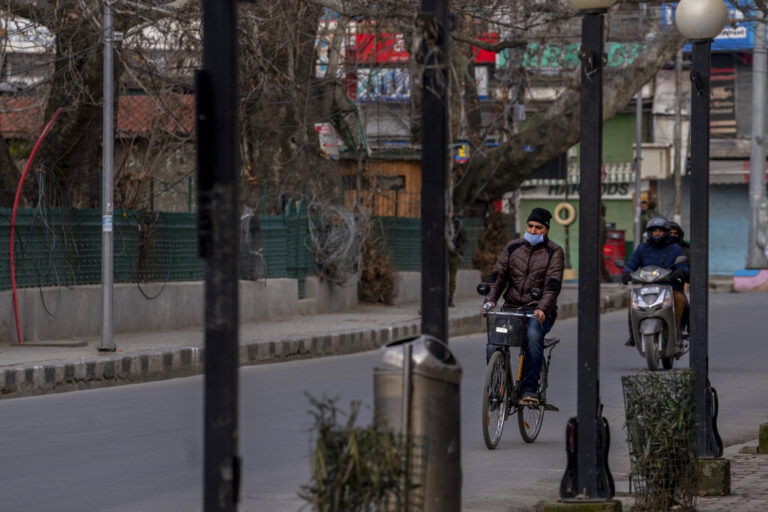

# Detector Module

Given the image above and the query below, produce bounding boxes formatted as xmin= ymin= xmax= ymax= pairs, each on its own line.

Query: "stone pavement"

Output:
xmin=602 ymin=442 xmax=768 ymax=512
xmin=696 ymin=454 xmax=768 ymax=511
xmin=0 ymin=283 xmax=628 ymax=399
xmin=696 ymin=445 xmax=768 ymax=512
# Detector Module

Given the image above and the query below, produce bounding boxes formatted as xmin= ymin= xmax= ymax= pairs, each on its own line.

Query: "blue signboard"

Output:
xmin=663 ymin=1 xmax=759 ymax=51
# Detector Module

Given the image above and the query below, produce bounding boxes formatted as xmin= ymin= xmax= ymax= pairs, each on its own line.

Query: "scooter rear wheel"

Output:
xmin=643 ymin=334 xmax=659 ymax=371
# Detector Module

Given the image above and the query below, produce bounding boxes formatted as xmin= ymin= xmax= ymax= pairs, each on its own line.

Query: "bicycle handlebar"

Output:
xmin=483 ymin=309 xmax=535 ymax=319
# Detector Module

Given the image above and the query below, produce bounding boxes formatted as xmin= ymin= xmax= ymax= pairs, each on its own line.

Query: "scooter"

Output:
xmin=615 ymin=257 xmax=687 ymax=371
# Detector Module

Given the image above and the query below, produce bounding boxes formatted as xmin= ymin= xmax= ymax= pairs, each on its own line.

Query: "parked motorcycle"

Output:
xmin=615 ymin=257 xmax=688 ymax=371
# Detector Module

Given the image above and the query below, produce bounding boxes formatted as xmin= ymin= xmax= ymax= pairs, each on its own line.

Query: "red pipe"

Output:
xmin=9 ymin=107 xmax=62 ymax=344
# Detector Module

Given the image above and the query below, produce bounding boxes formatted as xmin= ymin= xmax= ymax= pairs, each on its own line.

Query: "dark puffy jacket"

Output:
xmin=485 ymin=237 xmax=565 ymax=315
xmin=623 ymin=240 xmax=689 ymax=291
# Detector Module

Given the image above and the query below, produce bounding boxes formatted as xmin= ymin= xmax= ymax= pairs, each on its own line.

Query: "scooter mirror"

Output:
xmin=476 ymin=283 xmax=491 ymax=295
xmin=530 ymin=288 xmax=543 ymax=301
xmin=674 ymin=255 xmax=688 ymax=265
xmin=614 ymin=259 xmax=625 ymax=269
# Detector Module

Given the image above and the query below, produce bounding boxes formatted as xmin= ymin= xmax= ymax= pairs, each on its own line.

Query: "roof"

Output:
xmin=0 ymin=94 xmax=194 ymax=139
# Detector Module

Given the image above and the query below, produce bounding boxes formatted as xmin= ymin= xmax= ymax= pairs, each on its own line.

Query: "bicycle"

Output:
xmin=481 ymin=304 xmax=560 ymax=449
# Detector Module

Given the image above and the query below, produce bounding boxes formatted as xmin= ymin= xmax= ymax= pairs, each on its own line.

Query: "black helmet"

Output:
xmin=646 ymin=216 xmax=669 ymax=245
xmin=668 ymin=221 xmax=684 ymax=242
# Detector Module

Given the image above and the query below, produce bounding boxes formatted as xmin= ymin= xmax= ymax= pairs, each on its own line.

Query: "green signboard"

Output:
xmin=498 ymin=42 xmax=648 ymax=70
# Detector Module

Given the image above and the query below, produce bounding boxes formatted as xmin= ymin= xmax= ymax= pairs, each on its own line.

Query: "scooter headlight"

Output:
xmin=631 ymin=290 xmax=649 ymax=310
xmin=661 ymin=289 xmax=672 ymax=308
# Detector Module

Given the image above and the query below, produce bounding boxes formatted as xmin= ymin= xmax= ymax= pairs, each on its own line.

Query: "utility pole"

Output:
xmin=196 ymin=1 xmax=241 ymax=510
xmin=419 ymin=0 xmax=449 ymax=343
xmin=673 ymin=49 xmax=683 ymax=225
xmin=633 ymin=3 xmax=646 ymax=248
xmin=748 ymin=11 xmax=768 ymax=268
xmin=99 ymin=1 xmax=115 ymax=352
xmin=634 ymin=88 xmax=643 ymax=246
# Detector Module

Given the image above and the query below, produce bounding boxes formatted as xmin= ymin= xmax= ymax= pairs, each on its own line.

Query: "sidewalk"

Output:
xmin=0 ymin=283 xmax=628 ymax=399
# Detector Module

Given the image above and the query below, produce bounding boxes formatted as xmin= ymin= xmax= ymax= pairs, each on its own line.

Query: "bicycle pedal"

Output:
xmin=544 ymin=403 xmax=559 ymax=412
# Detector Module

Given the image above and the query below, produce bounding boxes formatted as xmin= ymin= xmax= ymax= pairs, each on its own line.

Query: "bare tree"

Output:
xmin=0 ymin=0 xmax=689 ymax=216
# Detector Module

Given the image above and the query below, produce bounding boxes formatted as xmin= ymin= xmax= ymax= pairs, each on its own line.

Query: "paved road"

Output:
xmin=0 ymin=292 xmax=766 ymax=511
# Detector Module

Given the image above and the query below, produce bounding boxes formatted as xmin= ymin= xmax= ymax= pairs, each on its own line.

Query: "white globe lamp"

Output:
xmin=675 ymin=0 xmax=729 ymax=40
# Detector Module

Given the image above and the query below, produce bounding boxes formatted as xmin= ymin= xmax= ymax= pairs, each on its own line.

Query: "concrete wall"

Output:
xmin=0 ymin=277 xmax=358 ymax=343
xmin=0 ymin=270 xmax=477 ymax=342
xmin=392 ymin=269 xmax=482 ymax=305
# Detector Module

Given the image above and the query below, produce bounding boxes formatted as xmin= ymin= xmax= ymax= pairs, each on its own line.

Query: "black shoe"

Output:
xmin=521 ymin=391 xmax=539 ymax=406
xmin=448 ymin=299 xmax=455 ymax=307
xmin=625 ymin=337 xmax=636 ymax=347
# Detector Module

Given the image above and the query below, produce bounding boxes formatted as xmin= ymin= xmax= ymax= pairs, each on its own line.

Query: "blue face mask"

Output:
xmin=524 ymin=232 xmax=544 ymax=246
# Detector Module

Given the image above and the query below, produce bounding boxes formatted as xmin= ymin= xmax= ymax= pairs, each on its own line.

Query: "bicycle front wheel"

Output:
xmin=482 ymin=350 xmax=508 ymax=449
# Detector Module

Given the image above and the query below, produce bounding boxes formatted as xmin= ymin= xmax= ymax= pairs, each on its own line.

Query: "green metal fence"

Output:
xmin=374 ymin=216 xmax=484 ymax=271
xmin=1 ymin=205 xmax=315 ymax=296
xmin=2 ymin=207 xmax=485 ymax=295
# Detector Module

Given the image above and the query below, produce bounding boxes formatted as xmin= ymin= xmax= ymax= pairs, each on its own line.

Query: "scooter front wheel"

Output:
xmin=643 ymin=333 xmax=659 ymax=371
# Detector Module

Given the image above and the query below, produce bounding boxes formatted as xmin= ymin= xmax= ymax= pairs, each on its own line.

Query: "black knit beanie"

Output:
xmin=527 ymin=207 xmax=552 ymax=229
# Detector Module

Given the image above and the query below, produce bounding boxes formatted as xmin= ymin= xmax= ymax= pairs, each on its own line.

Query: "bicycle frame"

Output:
xmin=481 ymin=306 xmax=560 ymax=448
xmin=485 ymin=309 xmax=557 ymax=413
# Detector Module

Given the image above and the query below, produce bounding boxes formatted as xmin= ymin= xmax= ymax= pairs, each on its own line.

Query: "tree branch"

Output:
xmin=452 ymin=33 xmax=527 ymax=52
xmin=454 ymin=25 xmax=687 ymax=212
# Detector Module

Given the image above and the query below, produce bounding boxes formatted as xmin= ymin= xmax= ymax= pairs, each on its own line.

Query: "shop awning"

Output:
xmin=709 ymin=159 xmax=768 ymax=185
xmin=521 ymin=162 xmax=634 ymax=186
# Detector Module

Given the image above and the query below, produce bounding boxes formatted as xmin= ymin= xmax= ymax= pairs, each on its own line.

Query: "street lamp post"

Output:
xmin=560 ymin=0 xmax=617 ymax=501
xmin=420 ymin=0 xmax=449 ymax=343
xmin=674 ymin=0 xmax=728 ymax=459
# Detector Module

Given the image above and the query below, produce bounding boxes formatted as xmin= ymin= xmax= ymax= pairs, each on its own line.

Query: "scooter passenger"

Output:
xmin=622 ymin=216 xmax=689 ymax=347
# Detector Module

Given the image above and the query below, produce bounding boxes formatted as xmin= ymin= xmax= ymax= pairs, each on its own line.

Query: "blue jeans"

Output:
xmin=486 ymin=310 xmax=555 ymax=395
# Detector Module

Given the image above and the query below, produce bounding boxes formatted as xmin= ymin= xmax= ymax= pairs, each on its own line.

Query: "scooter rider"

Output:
xmin=668 ymin=221 xmax=690 ymax=260
xmin=667 ymin=220 xmax=691 ymax=333
xmin=482 ymin=207 xmax=565 ymax=405
xmin=622 ymin=216 xmax=689 ymax=347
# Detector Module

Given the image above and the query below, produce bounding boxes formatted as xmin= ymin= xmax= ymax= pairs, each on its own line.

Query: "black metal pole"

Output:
xmin=420 ymin=0 xmax=449 ymax=342
xmin=689 ymin=39 xmax=716 ymax=458
xmin=576 ymin=11 xmax=611 ymax=498
xmin=197 ymin=1 xmax=240 ymax=510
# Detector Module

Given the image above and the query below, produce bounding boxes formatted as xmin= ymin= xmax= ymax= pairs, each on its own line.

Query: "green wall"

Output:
xmin=575 ymin=112 xmax=652 ymax=163
xmin=519 ymin=198 xmax=634 ymax=271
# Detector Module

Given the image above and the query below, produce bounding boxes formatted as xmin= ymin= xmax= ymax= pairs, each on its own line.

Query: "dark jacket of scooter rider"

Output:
xmin=622 ymin=217 xmax=689 ymax=292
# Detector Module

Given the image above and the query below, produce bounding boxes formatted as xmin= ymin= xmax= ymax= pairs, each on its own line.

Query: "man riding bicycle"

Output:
xmin=482 ymin=207 xmax=565 ymax=405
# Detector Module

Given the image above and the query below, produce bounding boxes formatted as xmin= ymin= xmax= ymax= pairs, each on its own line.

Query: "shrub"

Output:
xmin=622 ymin=370 xmax=698 ymax=511
xmin=300 ymin=395 xmax=404 ymax=511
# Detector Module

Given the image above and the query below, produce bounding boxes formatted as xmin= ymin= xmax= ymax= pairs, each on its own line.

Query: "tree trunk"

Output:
xmin=34 ymin=19 xmax=106 ymax=209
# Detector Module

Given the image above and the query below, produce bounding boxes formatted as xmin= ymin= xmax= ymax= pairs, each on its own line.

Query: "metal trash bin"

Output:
xmin=374 ymin=335 xmax=462 ymax=512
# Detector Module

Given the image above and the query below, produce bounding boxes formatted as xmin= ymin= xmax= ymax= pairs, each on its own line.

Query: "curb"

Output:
xmin=0 ymin=290 xmax=628 ymax=400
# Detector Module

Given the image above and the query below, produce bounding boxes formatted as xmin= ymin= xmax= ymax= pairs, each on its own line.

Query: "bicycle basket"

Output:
xmin=486 ymin=314 xmax=526 ymax=347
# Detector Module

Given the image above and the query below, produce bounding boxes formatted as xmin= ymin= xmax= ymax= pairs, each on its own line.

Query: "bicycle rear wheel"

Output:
xmin=517 ymin=401 xmax=544 ymax=443
xmin=518 ymin=357 xmax=545 ymax=443
xmin=482 ymin=351 xmax=508 ymax=449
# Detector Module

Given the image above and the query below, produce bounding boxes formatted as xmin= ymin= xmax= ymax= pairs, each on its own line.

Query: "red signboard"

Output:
xmin=351 ymin=32 xmax=499 ymax=64
xmin=473 ymin=33 xmax=498 ymax=64
xmin=353 ymin=33 xmax=409 ymax=63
